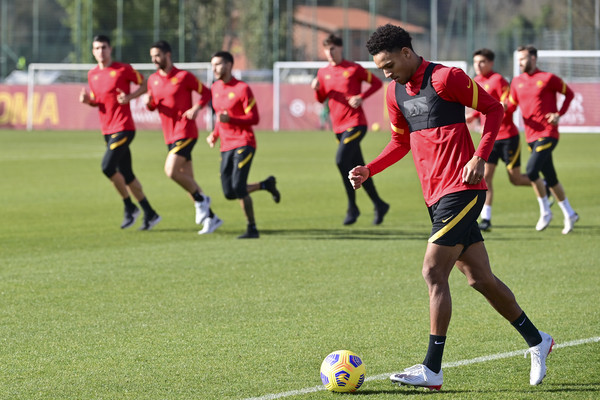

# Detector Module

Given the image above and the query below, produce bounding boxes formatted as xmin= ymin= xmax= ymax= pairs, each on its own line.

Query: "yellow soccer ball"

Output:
xmin=320 ymin=350 xmax=366 ymax=392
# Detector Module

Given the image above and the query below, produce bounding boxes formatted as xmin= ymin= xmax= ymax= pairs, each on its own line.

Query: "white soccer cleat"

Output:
xmin=535 ymin=212 xmax=553 ymax=231
xmin=194 ymin=196 xmax=211 ymax=224
xmin=198 ymin=215 xmax=223 ymax=235
xmin=525 ymin=331 xmax=554 ymax=385
xmin=390 ymin=364 xmax=443 ymax=391
xmin=561 ymin=213 xmax=579 ymax=235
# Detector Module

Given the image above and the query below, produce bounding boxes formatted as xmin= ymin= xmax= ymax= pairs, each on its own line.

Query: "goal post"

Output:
xmin=272 ymin=60 xmax=468 ymax=131
xmin=512 ymin=50 xmax=600 ymax=133
xmin=26 ymin=62 xmax=213 ymax=131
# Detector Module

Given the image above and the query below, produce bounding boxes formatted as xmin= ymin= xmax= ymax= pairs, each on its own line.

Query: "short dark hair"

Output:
xmin=366 ymin=24 xmax=413 ymax=55
xmin=151 ymin=40 xmax=172 ymax=54
xmin=211 ymin=50 xmax=234 ymax=65
xmin=323 ymin=33 xmax=343 ymax=47
xmin=473 ymin=48 xmax=495 ymax=62
xmin=517 ymin=45 xmax=537 ymax=57
xmin=92 ymin=35 xmax=111 ymax=46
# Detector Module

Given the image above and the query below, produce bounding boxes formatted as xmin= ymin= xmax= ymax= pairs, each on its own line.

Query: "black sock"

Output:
xmin=138 ymin=198 xmax=155 ymax=216
xmin=208 ymin=208 xmax=215 ymax=218
xmin=511 ymin=312 xmax=542 ymax=347
xmin=423 ymin=335 xmax=446 ymax=374
xmin=248 ymin=223 xmax=257 ymax=231
xmin=192 ymin=191 xmax=205 ymax=202
xmin=123 ymin=197 xmax=135 ymax=211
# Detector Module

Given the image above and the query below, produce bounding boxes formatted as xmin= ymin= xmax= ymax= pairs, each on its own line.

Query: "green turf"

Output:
xmin=0 ymin=129 xmax=598 ymax=399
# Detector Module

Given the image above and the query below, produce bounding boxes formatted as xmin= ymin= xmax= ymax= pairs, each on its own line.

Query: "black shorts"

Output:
xmin=428 ymin=190 xmax=485 ymax=247
xmin=167 ymin=138 xmax=197 ymax=160
xmin=526 ymin=137 xmax=559 ymax=186
xmin=487 ymin=135 xmax=521 ymax=169
xmin=220 ymin=146 xmax=255 ymax=199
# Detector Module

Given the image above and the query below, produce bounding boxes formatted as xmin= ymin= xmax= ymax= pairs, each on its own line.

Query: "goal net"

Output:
xmin=273 ymin=60 xmax=468 ymax=131
xmin=512 ymin=50 xmax=600 ymax=133
xmin=26 ymin=62 xmax=212 ymax=131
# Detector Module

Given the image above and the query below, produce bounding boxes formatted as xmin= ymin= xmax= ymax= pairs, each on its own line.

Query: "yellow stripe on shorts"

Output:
xmin=168 ymin=138 xmax=193 ymax=155
xmin=428 ymin=195 xmax=479 ymax=243
xmin=109 ymin=137 xmax=128 ymax=150
xmin=506 ymin=144 xmax=521 ymax=170
xmin=343 ymin=130 xmax=362 ymax=144
xmin=238 ymin=152 xmax=253 ymax=169
xmin=536 ymin=142 xmax=553 ymax=152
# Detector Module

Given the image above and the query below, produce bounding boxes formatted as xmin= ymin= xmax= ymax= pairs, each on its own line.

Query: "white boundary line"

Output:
xmin=242 ymin=336 xmax=600 ymax=400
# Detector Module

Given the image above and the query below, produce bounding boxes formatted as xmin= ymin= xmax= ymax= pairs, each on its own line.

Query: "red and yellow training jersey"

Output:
xmin=147 ymin=67 xmax=211 ymax=144
xmin=507 ymin=68 xmax=574 ymax=142
xmin=367 ymin=59 xmax=502 ymax=206
xmin=211 ymin=77 xmax=258 ymax=152
xmin=471 ymin=71 xmax=518 ymax=140
xmin=314 ymin=59 xmax=382 ymax=133
xmin=87 ymin=62 xmax=142 ymax=135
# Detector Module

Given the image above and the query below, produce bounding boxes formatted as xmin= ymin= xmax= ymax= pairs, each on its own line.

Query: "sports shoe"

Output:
xmin=121 ymin=206 xmax=141 ymax=229
xmin=373 ymin=201 xmax=390 ymax=225
xmin=561 ymin=213 xmax=579 ymax=235
xmin=478 ymin=218 xmax=492 ymax=232
xmin=198 ymin=215 xmax=223 ymax=235
xmin=139 ymin=213 xmax=161 ymax=231
xmin=194 ymin=196 xmax=211 ymax=224
xmin=525 ymin=331 xmax=554 ymax=385
xmin=264 ymin=176 xmax=281 ymax=203
xmin=390 ymin=364 xmax=443 ymax=391
xmin=343 ymin=207 xmax=360 ymax=225
xmin=535 ymin=212 xmax=552 ymax=231
xmin=238 ymin=227 xmax=260 ymax=239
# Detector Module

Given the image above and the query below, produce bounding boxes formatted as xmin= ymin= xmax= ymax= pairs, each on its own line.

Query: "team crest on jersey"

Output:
xmin=484 ymin=84 xmax=490 ymax=90
xmin=110 ymin=71 xmax=117 ymax=77
xmin=537 ymin=80 xmax=543 ymax=87
xmin=228 ymin=92 xmax=235 ymax=99
xmin=171 ymin=77 xmax=179 ymax=85
xmin=325 ymin=74 xmax=331 ymax=80
xmin=343 ymin=70 xmax=350 ymax=78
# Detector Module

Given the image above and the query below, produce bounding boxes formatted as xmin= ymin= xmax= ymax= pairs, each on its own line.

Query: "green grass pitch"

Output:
xmin=0 ymin=129 xmax=599 ymax=399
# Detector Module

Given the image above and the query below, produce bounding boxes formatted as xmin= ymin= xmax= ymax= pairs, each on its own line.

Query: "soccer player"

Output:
xmin=349 ymin=24 xmax=553 ymax=390
xmin=506 ymin=45 xmax=578 ymax=234
xmin=145 ymin=40 xmax=222 ymax=234
xmin=207 ymin=51 xmax=280 ymax=239
xmin=466 ymin=48 xmax=530 ymax=232
xmin=311 ymin=33 xmax=389 ymax=226
xmin=80 ymin=34 xmax=161 ymax=230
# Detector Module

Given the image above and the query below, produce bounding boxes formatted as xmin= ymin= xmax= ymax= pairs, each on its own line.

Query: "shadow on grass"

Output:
xmin=260 ymin=228 xmax=430 ymax=241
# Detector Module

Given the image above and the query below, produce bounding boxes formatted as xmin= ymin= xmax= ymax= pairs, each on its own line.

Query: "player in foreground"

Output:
xmin=349 ymin=24 xmax=553 ymax=390
xmin=207 ymin=51 xmax=280 ymax=239
xmin=506 ymin=45 xmax=578 ymax=234
xmin=80 ymin=34 xmax=161 ymax=230
xmin=145 ymin=40 xmax=222 ymax=234
xmin=466 ymin=48 xmax=531 ymax=232
xmin=311 ymin=34 xmax=389 ymax=226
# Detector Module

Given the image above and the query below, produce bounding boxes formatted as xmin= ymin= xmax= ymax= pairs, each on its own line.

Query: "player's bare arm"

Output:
xmin=310 ymin=77 xmax=320 ymax=90
xmin=348 ymin=166 xmax=370 ymax=189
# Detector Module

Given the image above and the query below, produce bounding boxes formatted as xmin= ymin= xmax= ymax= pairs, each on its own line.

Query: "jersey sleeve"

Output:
xmin=124 ymin=64 xmax=144 ymax=85
xmin=366 ymin=83 xmax=411 ymax=176
xmin=549 ymin=74 xmax=574 ymax=116
xmin=357 ymin=65 xmax=383 ymax=100
xmin=314 ymin=70 xmax=328 ymax=103
xmin=434 ymin=67 xmax=501 ymax=160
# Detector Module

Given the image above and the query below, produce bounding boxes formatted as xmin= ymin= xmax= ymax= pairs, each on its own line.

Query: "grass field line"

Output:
xmin=242 ymin=336 xmax=600 ymax=400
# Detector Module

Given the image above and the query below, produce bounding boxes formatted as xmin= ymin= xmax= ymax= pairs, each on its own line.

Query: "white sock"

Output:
xmin=480 ymin=205 xmax=492 ymax=220
xmin=537 ymin=196 xmax=551 ymax=216
xmin=558 ymin=198 xmax=575 ymax=218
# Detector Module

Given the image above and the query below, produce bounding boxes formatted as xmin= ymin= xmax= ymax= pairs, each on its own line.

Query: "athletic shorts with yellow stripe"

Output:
xmin=487 ymin=135 xmax=521 ymax=169
xmin=167 ymin=138 xmax=197 ymax=161
xmin=220 ymin=146 xmax=255 ymax=199
xmin=526 ymin=137 xmax=559 ymax=186
xmin=428 ymin=190 xmax=485 ymax=248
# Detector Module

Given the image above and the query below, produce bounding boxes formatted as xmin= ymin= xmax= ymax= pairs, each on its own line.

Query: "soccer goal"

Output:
xmin=26 ymin=62 xmax=212 ymax=131
xmin=272 ymin=60 xmax=468 ymax=131
xmin=512 ymin=50 xmax=600 ymax=133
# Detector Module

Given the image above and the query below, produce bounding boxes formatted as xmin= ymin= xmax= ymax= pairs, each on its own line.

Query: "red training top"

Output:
xmin=147 ymin=67 xmax=211 ymax=144
xmin=87 ymin=62 xmax=142 ymax=135
xmin=211 ymin=77 xmax=259 ymax=152
xmin=366 ymin=59 xmax=503 ymax=207
xmin=314 ymin=59 xmax=382 ymax=133
xmin=470 ymin=71 xmax=518 ymax=140
xmin=507 ymin=68 xmax=574 ymax=142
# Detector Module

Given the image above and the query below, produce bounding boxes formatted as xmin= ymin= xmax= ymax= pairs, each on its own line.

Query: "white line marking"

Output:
xmin=242 ymin=336 xmax=600 ymax=400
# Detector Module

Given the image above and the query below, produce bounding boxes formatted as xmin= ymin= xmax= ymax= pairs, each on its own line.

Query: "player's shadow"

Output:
xmin=260 ymin=228 xmax=429 ymax=241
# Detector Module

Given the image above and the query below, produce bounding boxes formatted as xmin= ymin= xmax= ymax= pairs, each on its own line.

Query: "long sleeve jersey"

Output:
xmin=507 ymin=68 xmax=574 ymax=142
xmin=211 ymin=77 xmax=258 ymax=152
xmin=147 ymin=67 xmax=211 ymax=145
xmin=366 ymin=59 xmax=503 ymax=206
xmin=87 ymin=62 xmax=142 ymax=135
xmin=314 ymin=59 xmax=382 ymax=133
xmin=471 ymin=71 xmax=519 ymax=140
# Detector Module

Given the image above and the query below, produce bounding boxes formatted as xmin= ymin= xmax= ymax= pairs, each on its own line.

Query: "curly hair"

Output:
xmin=366 ymin=24 xmax=413 ymax=55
